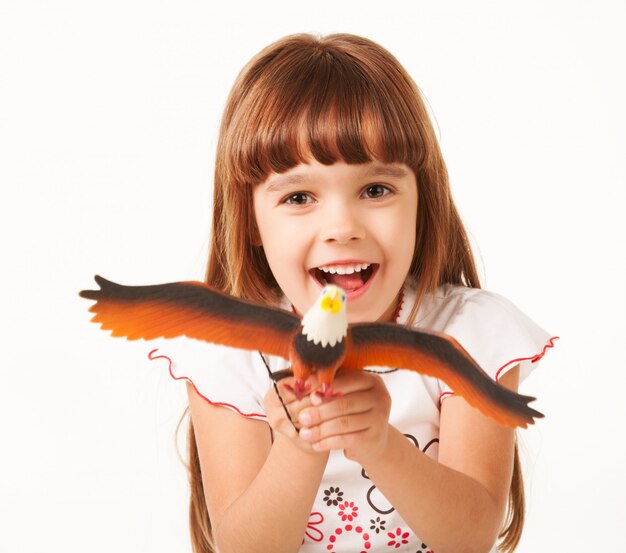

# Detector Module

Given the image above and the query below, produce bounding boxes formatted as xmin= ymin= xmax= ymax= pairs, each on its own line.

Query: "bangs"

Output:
xmin=223 ymin=36 xmax=429 ymax=185
xmin=209 ymin=33 xmax=478 ymax=311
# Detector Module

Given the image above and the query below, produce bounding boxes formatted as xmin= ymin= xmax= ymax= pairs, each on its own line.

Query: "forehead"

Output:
xmin=261 ymin=161 xmax=412 ymax=192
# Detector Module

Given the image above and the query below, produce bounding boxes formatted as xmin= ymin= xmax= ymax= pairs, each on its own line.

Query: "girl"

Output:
xmin=162 ymin=33 xmax=555 ymax=553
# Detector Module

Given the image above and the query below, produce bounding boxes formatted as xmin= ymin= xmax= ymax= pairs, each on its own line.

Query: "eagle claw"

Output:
xmin=284 ymin=379 xmax=311 ymax=401
xmin=313 ymin=383 xmax=344 ymax=403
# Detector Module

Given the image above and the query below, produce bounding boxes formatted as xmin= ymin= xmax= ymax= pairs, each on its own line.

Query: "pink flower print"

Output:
xmin=387 ymin=527 xmax=410 ymax=548
xmin=337 ymin=500 xmax=358 ymax=522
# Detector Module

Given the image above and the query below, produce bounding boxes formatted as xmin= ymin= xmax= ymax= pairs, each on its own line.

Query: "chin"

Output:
xmin=344 ymin=302 xmax=383 ymax=324
xmin=350 ymin=290 xmax=402 ymax=323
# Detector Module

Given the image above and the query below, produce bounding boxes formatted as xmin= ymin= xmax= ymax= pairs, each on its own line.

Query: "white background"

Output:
xmin=1 ymin=0 xmax=625 ymax=551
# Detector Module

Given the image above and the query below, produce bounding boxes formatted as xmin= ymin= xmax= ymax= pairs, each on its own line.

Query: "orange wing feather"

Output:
xmin=80 ymin=275 xmax=300 ymax=359
xmin=81 ymin=276 xmax=542 ymax=428
xmin=342 ymin=323 xmax=543 ymax=429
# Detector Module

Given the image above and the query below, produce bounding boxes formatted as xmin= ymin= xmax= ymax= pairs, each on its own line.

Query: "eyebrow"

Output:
xmin=365 ymin=165 xmax=410 ymax=179
xmin=264 ymin=164 xmax=410 ymax=192
xmin=265 ymin=173 xmax=309 ymax=193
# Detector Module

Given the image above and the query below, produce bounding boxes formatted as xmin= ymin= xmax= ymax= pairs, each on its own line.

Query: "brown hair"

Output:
xmin=181 ymin=32 xmax=524 ymax=552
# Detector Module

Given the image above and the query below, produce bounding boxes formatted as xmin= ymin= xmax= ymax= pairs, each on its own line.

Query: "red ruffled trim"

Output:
xmin=148 ymin=349 xmax=268 ymax=419
xmin=439 ymin=336 xmax=559 ymax=404
xmin=494 ymin=336 xmax=560 ymax=381
xmin=439 ymin=391 xmax=456 ymax=402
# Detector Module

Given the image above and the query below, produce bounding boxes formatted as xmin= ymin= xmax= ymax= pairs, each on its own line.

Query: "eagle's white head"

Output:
xmin=301 ymin=285 xmax=348 ymax=347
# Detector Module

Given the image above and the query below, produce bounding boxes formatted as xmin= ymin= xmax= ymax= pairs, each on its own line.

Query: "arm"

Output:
xmin=298 ymin=366 xmax=520 ymax=553
xmin=362 ymin=366 xmax=519 ymax=553
xmin=186 ymin=379 xmax=329 ymax=553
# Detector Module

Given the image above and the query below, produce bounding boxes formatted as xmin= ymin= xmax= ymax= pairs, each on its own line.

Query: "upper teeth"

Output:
xmin=318 ymin=263 xmax=371 ymax=275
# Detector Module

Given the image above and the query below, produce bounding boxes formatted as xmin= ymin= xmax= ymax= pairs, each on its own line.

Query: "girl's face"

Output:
xmin=253 ymin=160 xmax=418 ymax=323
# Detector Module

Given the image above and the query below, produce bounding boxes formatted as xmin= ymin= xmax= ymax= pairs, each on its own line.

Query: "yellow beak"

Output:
xmin=321 ymin=289 xmax=342 ymax=314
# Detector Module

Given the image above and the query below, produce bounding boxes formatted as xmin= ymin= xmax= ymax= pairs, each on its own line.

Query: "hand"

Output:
xmin=263 ymin=373 xmax=328 ymax=456
xmin=296 ymin=371 xmax=392 ymax=465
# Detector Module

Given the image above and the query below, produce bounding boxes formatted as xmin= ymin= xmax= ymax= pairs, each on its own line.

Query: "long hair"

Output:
xmin=180 ymin=32 xmax=524 ymax=552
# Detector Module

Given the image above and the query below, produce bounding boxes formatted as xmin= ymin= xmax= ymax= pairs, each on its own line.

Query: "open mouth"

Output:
xmin=310 ymin=263 xmax=378 ymax=293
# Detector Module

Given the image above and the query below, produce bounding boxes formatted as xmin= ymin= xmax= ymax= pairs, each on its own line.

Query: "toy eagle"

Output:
xmin=79 ymin=275 xmax=543 ymax=428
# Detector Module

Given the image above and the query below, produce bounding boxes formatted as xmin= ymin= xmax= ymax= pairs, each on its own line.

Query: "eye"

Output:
xmin=341 ymin=294 xmax=346 ymax=301
xmin=362 ymin=184 xmax=392 ymax=199
xmin=282 ymin=192 xmax=313 ymax=205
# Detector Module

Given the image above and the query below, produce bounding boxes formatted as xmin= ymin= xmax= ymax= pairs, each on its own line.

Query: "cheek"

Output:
xmin=255 ymin=212 xmax=310 ymax=264
xmin=260 ymin=223 xmax=301 ymax=255
xmin=256 ymin=223 xmax=307 ymax=283
xmin=382 ymin=206 xmax=417 ymax=262
xmin=254 ymin=205 xmax=282 ymax=258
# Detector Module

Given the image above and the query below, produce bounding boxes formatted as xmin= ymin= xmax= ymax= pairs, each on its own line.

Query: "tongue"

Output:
xmin=325 ymin=272 xmax=364 ymax=292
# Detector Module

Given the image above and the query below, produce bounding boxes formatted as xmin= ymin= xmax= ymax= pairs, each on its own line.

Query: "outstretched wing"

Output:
xmin=342 ymin=322 xmax=543 ymax=429
xmin=80 ymin=275 xmax=300 ymax=359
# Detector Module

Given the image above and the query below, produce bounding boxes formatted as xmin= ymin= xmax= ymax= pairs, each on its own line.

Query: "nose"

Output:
xmin=318 ymin=201 xmax=365 ymax=243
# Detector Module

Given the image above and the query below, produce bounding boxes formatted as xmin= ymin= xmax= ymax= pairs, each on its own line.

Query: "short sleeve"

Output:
xmin=147 ymin=336 xmax=278 ymax=421
xmin=437 ymin=289 xmax=557 ymax=401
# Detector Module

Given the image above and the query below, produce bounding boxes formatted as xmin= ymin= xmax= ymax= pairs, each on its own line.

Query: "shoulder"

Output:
xmin=399 ymin=283 xmax=522 ymax=328
xmin=152 ymin=336 xmax=290 ymax=421
xmin=400 ymin=283 xmax=555 ymax=385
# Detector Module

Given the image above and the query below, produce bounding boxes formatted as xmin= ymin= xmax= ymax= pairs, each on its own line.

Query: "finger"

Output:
xmin=273 ymin=417 xmax=300 ymax=439
xmin=275 ymin=378 xmax=298 ymax=403
xmin=323 ymin=371 xmax=382 ymax=396
xmin=266 ymin=400 xmax=299 ymax=432
xmin=311 ymin=431 xmax=369 ymax=453
xmin=272 ymin=383 xmax=308 ymax=416
xmin=277 ymin=374 xmax=323 ymax=403
xmin=268 ymin=383 xmax=317 ymax=431
xmin=299 ymin=389 xmax=378 ymax=427
xmin=266 ymin=396 xmax=304 ymax=436
xmin=299 ymin=411 xmax=375 ymax=444
xmin=280 ymin=388 xmax=316 ymax=414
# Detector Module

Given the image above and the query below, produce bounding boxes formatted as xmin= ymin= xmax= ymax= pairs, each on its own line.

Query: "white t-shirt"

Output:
xmin=152 ymin=284 xmax=556 ymax=553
